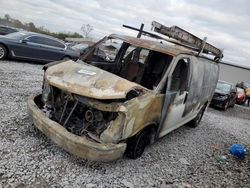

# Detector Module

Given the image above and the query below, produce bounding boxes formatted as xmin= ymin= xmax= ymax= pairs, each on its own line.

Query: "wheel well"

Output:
xmin=144 ymin=123 xmax=158 ymax=133
xmin=126 ymin=123 xmax=158 ymax=144
xmin=0 ymin=43 xmax=9 ymax=54
xmin=62 ymin=55 xmax=71 ymax=60
xmin=141 ymin=123 xmax=158 ymax=144
xmin=125 ymin=123 xmax=158 ymax=158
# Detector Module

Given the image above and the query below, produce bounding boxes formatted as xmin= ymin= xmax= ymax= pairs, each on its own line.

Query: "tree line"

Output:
xmin=0 ymin=14 xmax=83 ymax=40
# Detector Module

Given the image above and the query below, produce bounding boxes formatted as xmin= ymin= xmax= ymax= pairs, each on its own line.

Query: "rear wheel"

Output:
xmin=125 ymin=130 xmax=149 ymax=159
xmin=188 ymin=105 xmax=206 ymax=128
xmin=0 ymin=44 xmax=7 ymax=60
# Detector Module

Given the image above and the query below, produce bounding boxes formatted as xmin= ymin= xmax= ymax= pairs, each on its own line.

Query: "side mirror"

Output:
xmin=21 ymin=39 xmax=29 ymax=43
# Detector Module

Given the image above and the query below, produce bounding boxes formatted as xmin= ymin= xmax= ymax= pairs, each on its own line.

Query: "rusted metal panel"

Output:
xmin=109 ymin=34 xmax=193 ymax=56
xmin=45 ymin=60 xmax=148 ymax=100
xmin=152 ymin=21 xmax=223 ymax=59
xmin=28 ymin=95 xmax=126 ymax=162
xmin=121 ymin=93 xmax=163 ymax=138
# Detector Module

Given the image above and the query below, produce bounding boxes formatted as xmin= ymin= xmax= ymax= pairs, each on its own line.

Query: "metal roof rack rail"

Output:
xmin=151 ymin=21 xmax=223 ymax=61
xmin=123 ymin=22 xmax=223 ymax=62
xmin=123 ymin=24 xmax=200 ymax=52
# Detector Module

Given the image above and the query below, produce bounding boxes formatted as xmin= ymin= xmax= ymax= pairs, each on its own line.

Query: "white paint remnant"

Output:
xmin=77 ymin=69 xmax=96 ymax=75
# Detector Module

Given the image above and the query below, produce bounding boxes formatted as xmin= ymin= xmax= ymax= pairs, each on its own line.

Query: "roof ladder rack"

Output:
xmin=151 ymin=21 xmax=223 ymax=61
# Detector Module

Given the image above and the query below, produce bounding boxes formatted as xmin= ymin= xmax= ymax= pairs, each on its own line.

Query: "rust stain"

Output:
xmin=109 ymin=34 xmax=192 ymax=57
xmin=94 ymin=79 xmax=109 ymax=89
xmin=46 ymin=60 xmax=147 ymax=99
xmin=122 ymin=94 xmax=163 ymax=138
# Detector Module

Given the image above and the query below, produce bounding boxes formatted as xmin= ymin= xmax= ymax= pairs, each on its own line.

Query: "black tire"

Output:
xmin=0 ymin=44 xmax=7 ymax=60
xmin=125 ymin=130 xmax=149 ymax=159
xmin=188 ymin=105 xmax=206 ymax=128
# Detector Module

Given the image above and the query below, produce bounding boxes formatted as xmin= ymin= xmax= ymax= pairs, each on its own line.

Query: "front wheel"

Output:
xmin=125 ymin=130 xmax=149 ymax=159
xmin=188 ymin=105 xmax=206 ymax=128
xmin=0 ymin=44 xmax=7 ymax=60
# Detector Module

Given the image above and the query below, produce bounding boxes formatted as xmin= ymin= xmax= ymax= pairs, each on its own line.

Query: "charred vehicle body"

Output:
xmin=28 ymin=22 xmax=223 ymax=161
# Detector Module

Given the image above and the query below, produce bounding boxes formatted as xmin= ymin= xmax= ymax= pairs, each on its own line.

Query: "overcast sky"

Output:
xmin=1 ymin=0 xmax=250 ymax=67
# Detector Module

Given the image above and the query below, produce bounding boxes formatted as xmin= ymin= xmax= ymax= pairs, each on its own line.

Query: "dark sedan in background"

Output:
xmin=0 ymin=25 xmax=20 ymax=35
xmin=211 ymin=80 xmax=236 ymax=110
xmin=0 ymin=31 xmax=80 ymax=63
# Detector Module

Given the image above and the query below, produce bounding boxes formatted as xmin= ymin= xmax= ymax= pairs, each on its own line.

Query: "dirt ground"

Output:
xmin=0 ymin=60 xmax=250 ymax=188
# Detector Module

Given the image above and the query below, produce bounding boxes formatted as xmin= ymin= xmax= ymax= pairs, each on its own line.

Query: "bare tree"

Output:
xmin=4 ymin=14 xmax=11 ymax=21
xmin=80 ymin=24 xmax=93 ymax=39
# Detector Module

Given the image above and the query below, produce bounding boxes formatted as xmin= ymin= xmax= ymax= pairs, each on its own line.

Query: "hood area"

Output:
xmin=45 ymin=60 xmax=146 ymax=99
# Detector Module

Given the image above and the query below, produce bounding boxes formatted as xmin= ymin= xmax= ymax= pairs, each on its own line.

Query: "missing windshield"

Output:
xmin=81 ymin=37 xmax=173 ymax=90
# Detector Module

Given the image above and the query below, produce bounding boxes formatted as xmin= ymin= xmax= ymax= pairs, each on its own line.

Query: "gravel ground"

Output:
xmin=0 ymin=60 xmax=250 ymax=188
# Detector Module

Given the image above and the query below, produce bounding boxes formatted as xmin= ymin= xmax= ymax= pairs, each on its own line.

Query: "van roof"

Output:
xmin=109 ymin=34 xmax=194 ymax=57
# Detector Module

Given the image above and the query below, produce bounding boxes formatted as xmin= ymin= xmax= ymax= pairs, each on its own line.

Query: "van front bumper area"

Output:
xmin=27 ymin=94 xmax=127 ymax=162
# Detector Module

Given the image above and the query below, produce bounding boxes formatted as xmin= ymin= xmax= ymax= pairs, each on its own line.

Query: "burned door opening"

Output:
xmin=158 ymin=57 xmax=191 ymax=137
xmin=82 ymin=38 xmax=173 ymax=91
xmin=119 ymin=48 xmax=172 ymax=90
xmin=170 ymin=58 xmax=190 ymax=94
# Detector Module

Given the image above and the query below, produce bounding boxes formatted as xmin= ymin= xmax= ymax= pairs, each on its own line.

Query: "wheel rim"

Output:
xmin=0 ymin=47 xmax=4 ymax=58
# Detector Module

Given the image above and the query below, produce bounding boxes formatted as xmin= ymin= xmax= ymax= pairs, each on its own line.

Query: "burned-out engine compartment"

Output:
xmin=41 ymin=86 xmax=119 ymax=142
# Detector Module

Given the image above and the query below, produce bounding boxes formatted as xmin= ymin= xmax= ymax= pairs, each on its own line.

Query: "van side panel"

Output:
xmin=183 ymin=56 xmax=219 ymax=116
xmin=158 ymin=55 xmax=219 ymax=138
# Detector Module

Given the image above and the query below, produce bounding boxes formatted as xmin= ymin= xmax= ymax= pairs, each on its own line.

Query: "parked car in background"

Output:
xmin=211 ymin=80 xmax=236 ymax=110
xmin=72 ymin=43 xmax=108 ymax=61
xmin=236 ymin=87 xmax=246 ymax=105
xmin=0 ymin=25 xmax=19 ymax=35
xmin=0 ymin=31 xmax=80 ymax=63
xmin=65 ymin=42 xmax=75 ymax=47
xmin=72 ymin=43 xmax=89 ymax=55
xmin=236 ymin=81 xmax=250 ymax=90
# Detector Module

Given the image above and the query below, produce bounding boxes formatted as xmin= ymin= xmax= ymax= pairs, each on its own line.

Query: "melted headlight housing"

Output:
xmin=100 ymin=112 xmax=125 ymax=144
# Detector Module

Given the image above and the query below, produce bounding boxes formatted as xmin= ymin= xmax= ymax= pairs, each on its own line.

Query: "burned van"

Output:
xmin=28 ymin=22 xmax=223 ymax=161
